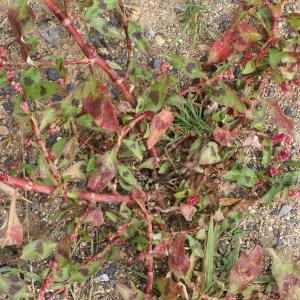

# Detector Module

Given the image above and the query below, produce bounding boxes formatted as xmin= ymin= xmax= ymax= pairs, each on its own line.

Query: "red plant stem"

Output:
xmin=2 ymin=175 xmax=134 ymax=205
xmin=70 ymin=202 xmax=94 ymax=241
xmin=132 ymin=193 xmax=153 ymax=298
xmin=144 ymin=213 xmax=154 ymax=299
xmin=114 ymin=111 xmax=153 ymax=152
xmin=168 ymin=133 xmax=191 ymax=151
xmin=85 ymin=236 xmax=119 ymax=264
xmin=29 ymin=118 xmax=61 ymax=183
xmin=47 ymin=287 xmax=66 ymax=300
xmin=37 ymin=260 xmax=58 ymax=300
xmin=43 ymin=0 xmax=135 ymax=107
xmin=170 ymin=223 xmax=205 ymax=236
xmin=19 ymin=91 xmax=61 ymax=183
xmin=119 ymin=0 xmax=132 ymax=68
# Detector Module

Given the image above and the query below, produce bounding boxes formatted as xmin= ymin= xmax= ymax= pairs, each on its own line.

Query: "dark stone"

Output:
xmin=153 ymin=58 xmax=162 ymax=69
xmin=284 ymin=106 xmax=293 ymax=117
xmin=109 ymin=84 xmax=119 ymax=99
xmin=46 ymin=134 xmax=58 ymax=147
xmin=43 ymin=25 xmax=60 ymax=45
xmin=91 ymin=30 xmax=106 ymax=48
xmin=29 ymin=202 xmax=38 ymax=212
xmin=66 ymin=82 xmax=75 ymax=93
xmin=219 ymin=14 xmax=229 ymax=31
xmin=4 ymin=156 xmax=14 ymax=168
xmin=233 ymin=66 xmax=241 ymax=78
xmin=52 ymin=94 xmax=64 ymax=102
xmin=115 ymin=55 xmax=127 ymax=65
xmin=76 ymin=181 xmax=86 ymax=189
xmin=103 ymin=263 xmax=118 ymax=275
xmin=268 ymin=90 xmax=275 ymax=98
xmin=26 ymin=157 xmax=36 ymax=165
xmin=46 ymin=68 xmax=60 ymax=81
xmin=174 ymin=6 xmax=185 ymax=14
xmin=2 ymin=101 xmax=14 ymax=114
xmin=0 ymin=85 xmax=15 ymax=96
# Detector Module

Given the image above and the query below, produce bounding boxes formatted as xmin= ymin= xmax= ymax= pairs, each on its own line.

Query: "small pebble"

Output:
xmin=46 ymin=68 xmax=60 ymax=81
xmin=268 ymin=90 xmax=275 ymax=98
xmin=155 ymin=34 xmax=166 ymax=46
xmin=2 ymin=101 xmax=14 ymax=114
xmin=96 ymin=273 xmax=110 ymax=282
xmin=66 ymin=82 xmax=75 ymax=93
xmin=43 ymin=25 xmax=60 ymax=45
xmin=52 ymin=94 xmax=64 ymax=101
xmin=284 ymin=106 xmax=293 ymax=117
xmin=46 ymin=134 xmax=58 ymax=147
xmin=148 ymin=29 xmax=156 ymax=38
xmin=0 ymin=125 xmax=9 ymax=136
xmin=278 ymin=204 xmax=293 ymax=217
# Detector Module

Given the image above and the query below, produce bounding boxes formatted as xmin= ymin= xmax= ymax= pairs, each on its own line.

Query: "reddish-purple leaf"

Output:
xmin=8 ymin=2 xmax=36 ymax=61
xmin=153 ymin=239 xmax=168 ymax=259
xmin=147 ymin=110 xmax=174 ymax=149
xmin=87 ymin=151 xmax=118 ymax=193
xmin=208 ymin=23 xmax=260 ymax=64
xmin=207 ymin=30 xmax=235 ymax=64
xmin=84 ymin=208 xmax=104 ymax=227
xmin=168 ymin=235 xmax=190 ymax=278
xmin=269 ymin=100 xmax=294 ymax=135
xmin=156 ymin=277 xmax=182 ymax=300
xmin=179 ymin=204 xmax=197 ymax=221
xmin=83 ymin=86 xmax=120 ymax=132
xmin=0 ymin=193 xmax=23 ymax=247
xmin=213 ymin=127 xmax=233 ymax=146
xmin=229 ymin=245 xmax=263 ymax=293
xmin=270 ymin=249 xmax=300 ymax=300
xmin=242 ymin=135 xmax=262 ymax=150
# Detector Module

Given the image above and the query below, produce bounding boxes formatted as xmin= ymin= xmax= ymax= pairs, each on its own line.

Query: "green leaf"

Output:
xmin=164 ymin=54 xmax=204 ymax=79
xmin=21 ymin=239 xmax=57 ymax=260
xmin=199 ymin=142 xmax=221 ymax=165
xmin=39 ymin=108 xmax=56 ymax=132
xmin=269 ymin=48 xmax=284 ymax=68
xmin=222 ymin=168 xmax=257 ymax=187
xmin=242 ymin=60 xmax=256 ymax=74
xmin=85 ymin=5 xmax=123 ymax=39
xmin=21 ymin=68 xmax=60 ymax=99
xmin=158 ymin=161 xmax=170 ymax=174
xmin=87 ymin=155 xmax=97 ymax=173
xmin=211 ymin=87 xmax=245 ymax=113
xmin=0 ymin=71 xmax=9 ymax=89
xmin=118 ymin=164 xmax=140 ymax=188
xmin=69 ymin=261 xmax=100 ymax=283
xmin=260 ymin=182 xmax=283 ymax=204
xmin=98 ymin=0 xmax=118 ymax=9
xmin=0 ymin=275 xmax=33 ymax=300
xmin=187 ymin=235 xmax=203 ymax=257
xmin=269 ymin=248 xmax=300 ymax=299
xmin=205 ymin=218 xmax=215 ymax=290
xmin=262 ymin=138 xmax=273 ymax=168
xmin=128 ymin=58 xmax=153 ymax=82
xmin=282 ymin=171 xmax=299 ymax=186
xmin=286 ymin=13 xmax=300 ymax=30
xmin=128 ymin=21 xmax=148 ymax=53
xmin=122 ymin=139 xmax=143 ymax=161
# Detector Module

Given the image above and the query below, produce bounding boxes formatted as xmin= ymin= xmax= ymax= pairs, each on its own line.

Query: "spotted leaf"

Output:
xmin=230 ymin=245 xmax=263 ymax=293
xmin=146 ymin=110 xmax=174 ymax=149
xmin=168 ymin=235 xmax=190 ymax=278
xmin=87 ymin=151 xmax=118 ymax=192
xmin=21 ymin=239 xmax=57 ymax=260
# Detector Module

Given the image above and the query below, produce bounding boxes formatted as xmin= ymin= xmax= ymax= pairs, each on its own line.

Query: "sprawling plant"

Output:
xmin=0 ymin=0 xmax=299 ymax=299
